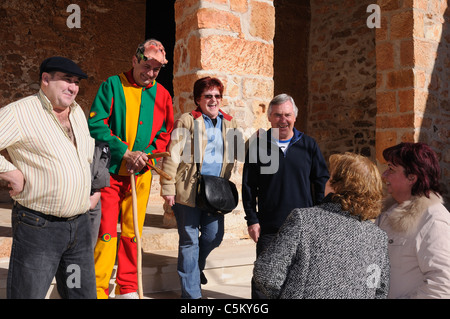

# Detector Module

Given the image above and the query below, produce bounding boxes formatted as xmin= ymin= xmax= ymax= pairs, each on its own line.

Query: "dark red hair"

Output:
xmin=383 ymin=142 xmax=442 ymax=197
xmin=193 ymin=77 xmax=224 ymax=106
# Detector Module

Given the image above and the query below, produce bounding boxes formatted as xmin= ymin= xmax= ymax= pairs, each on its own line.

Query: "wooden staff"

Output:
xmin=130 ymin=151 xmax=171 ymax=299
xmin=146 ymin=151 xmax=172 ymax=180
xmin=146 ymin=161 xmax=172 ymax=180
xmin=130 ymin=175 xmax=143 ymax=299
xmin=147 ymin=151 xmax=170 ymax=160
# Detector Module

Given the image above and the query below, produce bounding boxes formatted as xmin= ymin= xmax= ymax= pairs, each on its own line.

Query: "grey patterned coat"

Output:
xmin=253 ymin=199 xmax=390 ymax=299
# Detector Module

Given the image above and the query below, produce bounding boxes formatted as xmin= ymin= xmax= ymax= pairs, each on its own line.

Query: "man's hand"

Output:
xmin=247 ymin=223 xmax=261 ymax=243
xmin=0 ymin=169 xmax=25 ymax=197
xmin=123 ymin=150 xmax=149 ymax=174
xmin=89 ymin=191 xmax=101 ymax=210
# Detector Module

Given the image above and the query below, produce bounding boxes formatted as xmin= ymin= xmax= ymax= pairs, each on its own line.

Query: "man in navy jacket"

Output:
xmin=242 ymin=93 xmax=329 ymax=299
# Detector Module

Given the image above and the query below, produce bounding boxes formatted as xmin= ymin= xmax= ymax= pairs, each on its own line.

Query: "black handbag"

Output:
xmin=195 ymin=164 xmax=239 ymax=215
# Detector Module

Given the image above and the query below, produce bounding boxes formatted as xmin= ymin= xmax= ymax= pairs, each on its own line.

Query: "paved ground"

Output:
xmin=0 ymin=201 xmax=255 ymax=300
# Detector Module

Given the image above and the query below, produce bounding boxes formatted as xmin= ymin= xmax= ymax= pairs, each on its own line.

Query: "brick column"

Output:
xmin=375 ymin=0 xmax=449 ymax=204
xmin=165 ymin=0 xmax=276 ymax=230
xmin=376 ymin=0 xmax=419 ymax=160
xmin=173 ymin=0 xmax=274 ymax=130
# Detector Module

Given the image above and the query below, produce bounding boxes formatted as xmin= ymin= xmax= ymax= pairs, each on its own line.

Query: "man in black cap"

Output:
xmin=39 ymin=56 xmax=89 ymax=79
xmin=0 ymin=56 xmax=97 ymax=298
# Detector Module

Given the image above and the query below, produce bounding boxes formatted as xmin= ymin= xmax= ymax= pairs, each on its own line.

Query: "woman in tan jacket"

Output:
xmin=376 ymin=142 xmax=450 ymax=298
xmin=160 ymin=77 xmax=241 ymax=299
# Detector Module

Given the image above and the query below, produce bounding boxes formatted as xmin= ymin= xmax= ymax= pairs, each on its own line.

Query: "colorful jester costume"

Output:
xmin=88 ymin=69 xmax=174 ymax=298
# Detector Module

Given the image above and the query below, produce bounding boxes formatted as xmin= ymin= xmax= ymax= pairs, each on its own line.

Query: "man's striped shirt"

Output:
xmin=0 ymin=89 xmax=94 ymax=217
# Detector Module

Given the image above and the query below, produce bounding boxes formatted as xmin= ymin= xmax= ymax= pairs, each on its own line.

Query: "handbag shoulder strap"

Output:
xmin=196 ymin=162 xmax=201 ymax=178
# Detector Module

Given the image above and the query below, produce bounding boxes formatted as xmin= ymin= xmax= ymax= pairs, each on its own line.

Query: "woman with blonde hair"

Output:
xmin=253 ymin=152 xmax=390 ymax=299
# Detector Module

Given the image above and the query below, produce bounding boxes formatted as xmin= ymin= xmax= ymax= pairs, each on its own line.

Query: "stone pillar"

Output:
xmin=173 ymin=0 xmax=274 ymax=128
xmin=375 ymin=0 xmax=449 ymax=204
xmin=163 ymin=0 xmax=276 ymax=232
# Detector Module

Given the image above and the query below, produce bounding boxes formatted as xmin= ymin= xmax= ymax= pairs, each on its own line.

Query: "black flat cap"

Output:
xmin=39 ymin=56 xmax=88 ymax=79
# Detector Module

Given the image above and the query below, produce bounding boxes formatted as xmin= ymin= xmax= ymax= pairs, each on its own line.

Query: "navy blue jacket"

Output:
xmin=242 ymin=128 xmax=329 ymax=234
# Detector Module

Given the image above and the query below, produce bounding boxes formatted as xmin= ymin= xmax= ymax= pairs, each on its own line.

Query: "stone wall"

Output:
xmin=0 ymin=0 xmax=145 ymax=115
xmin=0 ymin=0 xmax=146 ymax=202
xmin=375 ymin=0 xmax=449 ymax=204
xmin=1 ymin=0 xmax=449 ymax=207
xmin=273 ymin=0 xmax=310 ymax=133
xmin=166 ymin=0 xmax=276 ymax=233
xmin=173 ymin=0 xmax=274 ymax=132
xmin=416 ymin=0 xmax=449 ymax=202
xmin=307 ymin=0 xmax=377 ymax=161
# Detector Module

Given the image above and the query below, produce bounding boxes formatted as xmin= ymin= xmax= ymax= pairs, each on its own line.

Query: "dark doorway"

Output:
xmin=146 ymin=0 xmax=175 ymax=97
xmin=273 ymin=0 xmax=310 ymax=133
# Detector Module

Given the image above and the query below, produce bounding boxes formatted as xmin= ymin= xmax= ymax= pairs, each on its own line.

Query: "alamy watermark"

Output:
xmin=66 ymin=4 xmax=81 ymax=29
xmin=366 ymin=263 xmax=382 ymax=288
xmin=169 ymin=126 xmax=280 ymax=175
xmin=366 ymin=4 xmax=381 ymax=29
xmin=66 ymin=264 xmax=81 ymax=289
xmin=64 ymin=262 xmax=383 ymax=291
xmin=65 ymin=3 xmax=380 ymax=30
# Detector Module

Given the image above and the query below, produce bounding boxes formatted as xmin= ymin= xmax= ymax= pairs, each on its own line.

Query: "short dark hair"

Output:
xmin=193 ymin=77 xmax=224 ymax=106
xmin=383 ymin=142 xmax=442 ymax=197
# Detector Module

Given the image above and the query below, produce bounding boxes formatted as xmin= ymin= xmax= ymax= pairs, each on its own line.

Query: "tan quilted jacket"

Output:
xmin=160 ymin=108 xmax=241 ymax=207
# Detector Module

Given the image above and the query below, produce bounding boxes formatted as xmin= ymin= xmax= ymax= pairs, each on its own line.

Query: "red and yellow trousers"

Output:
xmin=94 ymin=172 xmax=152 ymax=299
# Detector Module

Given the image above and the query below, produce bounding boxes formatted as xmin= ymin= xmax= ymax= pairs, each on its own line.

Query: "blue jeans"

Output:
xmin=173 ymin=203 xmax=224 ymax=299
xmin=7 ymin=203 xmax=97 ymax=299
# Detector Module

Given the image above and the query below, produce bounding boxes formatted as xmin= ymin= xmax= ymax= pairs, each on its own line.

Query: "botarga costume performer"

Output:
xmin=88 ymin=40 xmax=174 ymax=298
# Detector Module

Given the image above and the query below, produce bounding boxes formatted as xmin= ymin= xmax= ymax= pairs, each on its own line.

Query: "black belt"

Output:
xmin=14 ymin=202 xmax=81 ymax=222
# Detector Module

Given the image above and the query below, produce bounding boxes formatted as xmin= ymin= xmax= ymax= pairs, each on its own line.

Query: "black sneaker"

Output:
xmin=200 ymin=271 xmax=208 ymax=285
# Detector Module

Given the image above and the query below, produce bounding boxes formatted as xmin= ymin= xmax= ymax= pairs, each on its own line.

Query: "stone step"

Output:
xmin=116 ymin=238 xmax=255 ymax=299
xmin=0 ymin=238 xmax=255 ymax=299
xmin=0 ymin=196 xmax=255 ymax=299
xmin=0 ymin=197 xmax=250 ymax=254
xmin=142 ymin=198 xmax=249 ymax=252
